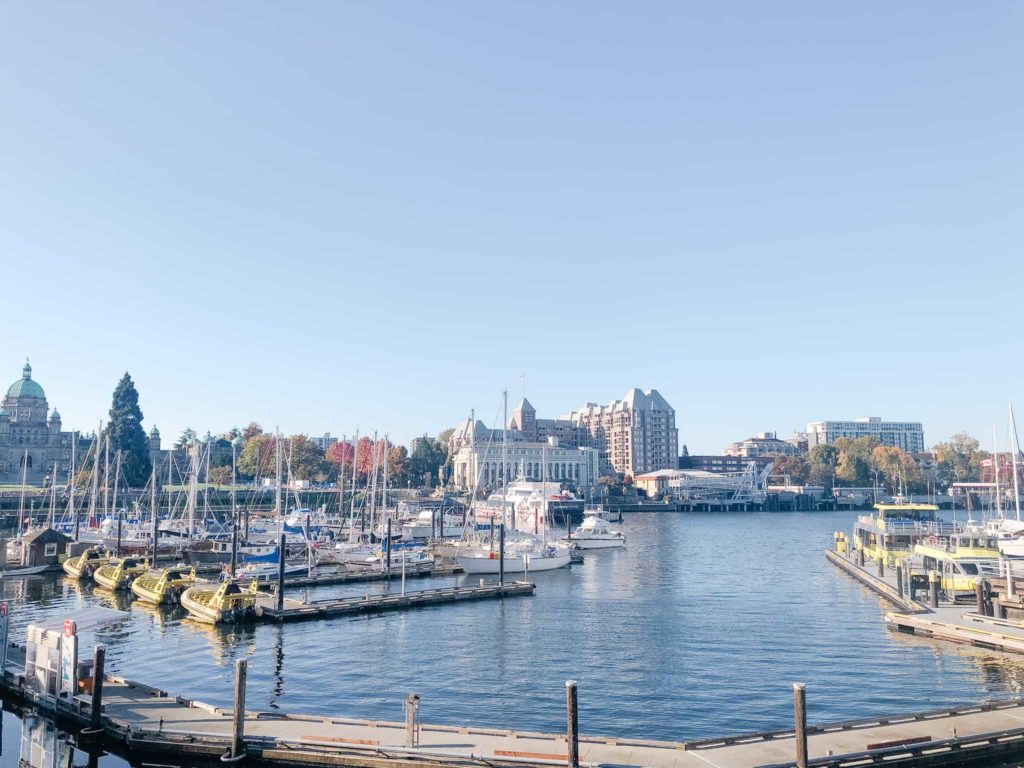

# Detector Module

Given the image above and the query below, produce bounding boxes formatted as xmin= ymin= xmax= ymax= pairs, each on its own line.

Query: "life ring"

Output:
xmin=924 ymin=535 xmax=939 ymax=546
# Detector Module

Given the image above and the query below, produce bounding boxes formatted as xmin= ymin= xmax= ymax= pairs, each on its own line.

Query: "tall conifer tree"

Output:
xmin=107 ymin=372 xmax=152 ymax=487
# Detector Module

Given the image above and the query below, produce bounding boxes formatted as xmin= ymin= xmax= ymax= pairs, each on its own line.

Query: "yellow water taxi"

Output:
xmin=130 ymin=566 xmax=197 ymax=605
xmin=912 ymin=529 xmax=1000 ymax=593
xmin=93 ymin=557 xmax=149 ymax=591
xmin=851 ymin=504 xmax=951 ymax=566
xmin=180 ymin=579 xmax=261 ymax=625
xmin=62 ymin=547 xmax=111 ymax=580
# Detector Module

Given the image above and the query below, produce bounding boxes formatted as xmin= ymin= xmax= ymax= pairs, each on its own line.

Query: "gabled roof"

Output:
xmin=23 ymin=527 xmax=71 ymax=544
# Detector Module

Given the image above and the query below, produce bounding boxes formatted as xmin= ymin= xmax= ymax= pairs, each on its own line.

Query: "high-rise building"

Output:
xmin=806 ymin=417 xmax=924 ymax=453
xmin=564 ymin=389 xmax=678 ymax=477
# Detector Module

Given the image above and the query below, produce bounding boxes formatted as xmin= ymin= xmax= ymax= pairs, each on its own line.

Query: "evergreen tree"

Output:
xmin=107 ymin=372 xmax=153 ymax=487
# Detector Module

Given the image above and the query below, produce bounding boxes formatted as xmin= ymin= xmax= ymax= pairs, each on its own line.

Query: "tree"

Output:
xmin=326 ymin=441 xmax=355 ymax=478
xmin=242 ymin=422 xmax=264 ymax=440
xmin=408 ymin=438 xmax=448 ymax=488
xmin=872 ymin=445 xmax=926 ymax=495
xmin=237 ymin=434 xmax=276 ymax=482
xmin=208 ymin=465 xmax=232 ymax=486
xmin=807 ymin=444 xmax=840 ymax=488
xmin=107 ymin=373 xmax=152 ymax=487
xmin=285 ymin=435 xmax=332 ymax=482
xmin=175 ymin=428 xmax=197 ymax=450
xmin=772 ymin=455 xmax=809 ymax=484
xmin=934 ymin=433 xmax=982 ymax=490
xmin=388 ymin=445 xmax=410 ymax=487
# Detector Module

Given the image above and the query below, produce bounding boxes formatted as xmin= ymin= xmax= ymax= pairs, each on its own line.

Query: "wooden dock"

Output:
xmin=257 ymin=581 xmax=535 ymax=623
xmin=6 ymin=643 xmax=1024 ymax=768
xmin=826 ymin=548 xmax=1024 ymax=654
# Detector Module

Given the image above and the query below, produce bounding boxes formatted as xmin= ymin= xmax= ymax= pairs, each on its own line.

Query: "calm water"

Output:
xmin=6 ymin=511 xmax=1024 ymax=766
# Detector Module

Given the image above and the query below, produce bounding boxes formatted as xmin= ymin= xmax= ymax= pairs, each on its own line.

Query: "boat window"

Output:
xmin=167 ymin=571 xmax=181 ymax=580
xmin=960 ymin=563 xmax=979 ymax=575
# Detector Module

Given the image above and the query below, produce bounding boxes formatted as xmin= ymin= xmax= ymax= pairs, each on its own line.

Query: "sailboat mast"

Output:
xmin=48 ymin=462 xmax=57 ymax=528
xmin=502 ymin=389 xmax=508 ymax=529
xmin=103 ymin=433 xmax=110 ymax=518
xmin=68 ymin=431 xmax=76 ymax=520
xmin=1010 ymin=402 xmax=1022 ymax=522
xmin=275 ymin=430 xmax=283 ymax=531
xmin=349 ymin=430 xmax=359 ymax=540
xmin=337 ymin=433 xmax=346 ymax=524
xmin=994 ymin=426 xmax=1003 ymax=519
xmin=111 ymin=450 xmax=122 ymax=520
xmin=382 ymin=434 xmax=389 ymax=519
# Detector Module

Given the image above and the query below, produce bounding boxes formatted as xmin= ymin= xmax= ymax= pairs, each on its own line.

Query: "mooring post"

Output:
xmin=243 ymin=507 xmax=250 ymax=541
xmin=929 ymin=569 xmax=939 ymax=609
xmin=386 ymin=518 xmax=393 ymax=577
xmin=1007 ymin=559 xmax=1016 ymax=598
xmin=857 ymin=548 xmax=864 ymax=567
xmin=976 ymin=580 xmax=985 ymax=615
xmin=276 ymin=532 xmax=286 ymax=611
xmin=499 ymin=523 xmax=505 ymax=586
xmin=566 ymin=680 xmax=579 ymax=768
xmin=896 ymin=563 xmax=904 ymax=599
xmin=232 ymin=658 xmax=247 ymax=760
xmin=877 ymin=556 xmax=884 ymax=578
xmin=793 ymin=683 xmax=808 ymax=768
xmin=405 ymin=693 xmax=420 ymax=748
xmin=116 ymin=513 xmax=123 ymax=557
xmin=84 ymin=644 xmax=105 ymax=734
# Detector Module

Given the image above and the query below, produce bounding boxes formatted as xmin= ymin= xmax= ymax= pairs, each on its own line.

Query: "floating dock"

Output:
xmin=257 ymin=581 xmax=535 ymax=623
xmin=5 ymin=643 xmax=1024 ymax=768
xmin=826 ymin=548 xmax=1024 ymax=654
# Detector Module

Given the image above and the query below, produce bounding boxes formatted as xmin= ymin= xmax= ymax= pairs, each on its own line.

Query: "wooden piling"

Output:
xmin=276 ymin=532 xmax=286 ymax=611
xmin=896 ymin=563 xmax=904 ymax=599
xmin=793 ymin=682 xmax=808 ymax=768
xmin=499 ymin=524 xmax=505 ymax=586
xmin=877 ymin=557 xmax=884 ymax=577
xmin=929 ymin=569 xmax=939 ymax=609
xmin=83 ymin=644 xmax=105 ymax=734
xmin=405 ymin=693 xmax=420 ymax=748
xmin=386 ymin=519 xmax=392 ymax=576
xmin=232 ymin=658 xmax=247 ymax=760
xmin=566 ymin=680 xmax=579 ymax=768
xmin=857 ymin=548 xmax=865 ymax=567
xmin=150 ymin=497 xmax=158 ymax=568
xmin=976 ymin=580 xmax=985 ymax=615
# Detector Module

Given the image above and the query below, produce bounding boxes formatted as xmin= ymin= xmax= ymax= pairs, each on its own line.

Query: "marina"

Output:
xmin=8 ymin=512 xmax=1024 ymax=768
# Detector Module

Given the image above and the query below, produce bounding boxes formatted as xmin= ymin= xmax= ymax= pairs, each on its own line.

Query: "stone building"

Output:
xmin=0 ymin=362 xmax=93 ymax=486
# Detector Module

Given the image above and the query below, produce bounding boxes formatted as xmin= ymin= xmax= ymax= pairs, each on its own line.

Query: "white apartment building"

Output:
xmin=725 ymin=432 xmax=803 ymax=458
xmin=451 ymin=438 xmax=600 ymax=490
xmin=806 ymin=417 xmax=924 ymax=453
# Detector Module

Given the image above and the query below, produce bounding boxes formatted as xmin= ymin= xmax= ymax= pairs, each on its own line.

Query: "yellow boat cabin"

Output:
xmin=852 ymin=504 xmax=953 ymax=565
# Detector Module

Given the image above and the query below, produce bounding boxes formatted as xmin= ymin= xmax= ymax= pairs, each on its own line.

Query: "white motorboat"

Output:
xmin=402 ymin=509 xmax=466 ymax=540
xmin=344 ymin=546 xmax=434 ymax=572
xmin=562 ymin=515 xmax=626 ymax=549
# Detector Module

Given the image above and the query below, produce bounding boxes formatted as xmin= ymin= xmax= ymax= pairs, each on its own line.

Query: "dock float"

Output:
xmin=270 ymin=561 xmax=462 ymax=589
xmin=6 ymin=641 xmax=1024 ymax=768
xmin=826 ymin=548 xmax=1024 ymax=654
xmin=257 ymin=581 xmax=535 ymax=623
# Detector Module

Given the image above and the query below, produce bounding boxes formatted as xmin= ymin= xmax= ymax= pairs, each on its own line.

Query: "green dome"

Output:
xmin=6 ymin=362 xmax=45 ymax=400
xmin=0 ymin=407 xmax=9 ymax=420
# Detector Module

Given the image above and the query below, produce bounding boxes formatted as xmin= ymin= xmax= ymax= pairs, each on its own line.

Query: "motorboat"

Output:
xmin=184 ymin=539 xmax=281 ymax=566
xmin=131 ymin=566 xmax=198 ymax=605
xmin=232 ymin=558 xmax=312 ymax=582
xmin=911 ymin=527 xmax=1000 ymax=594
xmin=61 ymin=547 xmax=110 ymax=580
xmin=181 ymin=579 xmax=261 ymax=624
xmin=851 ymin=503 xmax=954 ymax=566
xmin=562 ymin=515 xmax=626 ymax=549
xmin=402 ymin=509 xmax=466 ymax=540
xmin=93 ymin=557 xmax=150 ymax=590
xmin=343 ymin=546 xmax=434 ymax=572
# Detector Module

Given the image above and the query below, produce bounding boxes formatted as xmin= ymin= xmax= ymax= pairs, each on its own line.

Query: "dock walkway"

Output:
xmin=6 ymin=644 xmax=1024 ymax=767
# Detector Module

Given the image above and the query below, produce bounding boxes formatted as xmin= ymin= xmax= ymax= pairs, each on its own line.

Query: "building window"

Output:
xmin=44 ymin=543 xmax=58 ymax=557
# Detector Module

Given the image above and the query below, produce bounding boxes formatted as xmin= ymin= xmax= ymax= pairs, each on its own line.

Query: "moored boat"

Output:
xmin=180 ymin=579 xmax=261 ymax=624
xmin=130 ymin=566 xmax=197 ymax=605
xmin=61 ymin=547 xmax=110 ymax=580
xmin=457 ymin=534 xmax=571 ymax=574
xmin=93 ymin=557 xmax=149 ymax=590
xmin=561 ymin=515 xmax=626 ymax=549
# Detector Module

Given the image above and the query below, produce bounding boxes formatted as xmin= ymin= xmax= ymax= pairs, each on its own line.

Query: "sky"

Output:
xmin=2 ymin=2 xmax=1022 ymax=452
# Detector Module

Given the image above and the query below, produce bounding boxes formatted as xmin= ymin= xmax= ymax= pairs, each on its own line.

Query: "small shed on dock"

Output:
xmin=21 ymin=528 xmax=71 ymax=568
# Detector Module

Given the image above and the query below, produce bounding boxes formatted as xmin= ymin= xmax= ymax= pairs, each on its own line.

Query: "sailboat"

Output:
xmin=455 ymin=391 xmax=571 ymax=575
xmin=995 ymin=403 xmax=1024 ymax=556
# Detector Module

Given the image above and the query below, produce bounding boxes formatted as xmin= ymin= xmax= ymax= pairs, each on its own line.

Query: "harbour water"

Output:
xmin=6 ymin=510 xmax=1024 ymax=765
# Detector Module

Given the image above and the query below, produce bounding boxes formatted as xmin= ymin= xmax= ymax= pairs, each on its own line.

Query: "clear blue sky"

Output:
xmin=2 ymin=3 xmax=1021 ymax=452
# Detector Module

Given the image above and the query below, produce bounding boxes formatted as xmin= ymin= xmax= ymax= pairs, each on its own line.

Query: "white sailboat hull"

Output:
xmin=565 ymin=536 xmax=625 ymax=550
xmin=457 ymin=552 xmax=570 ymax=574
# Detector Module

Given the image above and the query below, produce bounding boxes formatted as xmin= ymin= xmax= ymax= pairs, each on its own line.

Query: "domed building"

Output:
xmin=0 ymin=361 xmax=90 ymax=486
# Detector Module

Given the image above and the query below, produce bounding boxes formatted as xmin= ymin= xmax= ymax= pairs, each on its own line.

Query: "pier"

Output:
xmin=826 ymin=546 xmax=1024 ymax=654
xmin=258 ymin=581 xmax=534 ymax=623
xmin=5 ymin=641 xmax=1024 ymax=767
